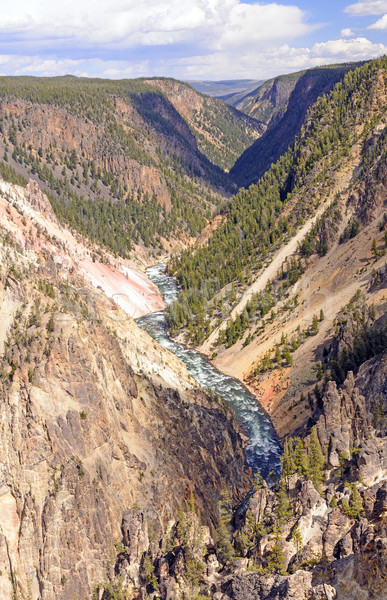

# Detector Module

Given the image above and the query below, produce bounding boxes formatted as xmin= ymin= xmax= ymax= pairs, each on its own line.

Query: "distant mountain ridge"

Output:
xmin=142 ymin=77 xmax=264 ymax=171
xmin=234 ymin=70 xmax=305 ymax=123
xmin=186 ymin=78 xmax=263 ymax=99
xmin=230 ymin=62 xmax=365 ymax=187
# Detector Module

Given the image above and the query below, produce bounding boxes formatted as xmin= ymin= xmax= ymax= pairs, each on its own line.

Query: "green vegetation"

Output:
xmin=168 ymin=57 xmax=387 ymax=343
xmin=320 ymin=291 xmax=387 ymax=385
xmin=342 ymin=483 xmax=364 ymax=521
xmin=0 ymin=74 xmax=235 ymax=254
xmin=189 ymin=94 xmax=263 ymax=171
xmin=211 ymin=424 xmax=364 ymax=576
xmin=231 ymin=62 xmax=365 ymax=187
xmin=236 ymin=70 xmax=304 ymax=123
xmin=0 ymin=160 xmax=28 ymax=187
xmin=216 ymin=489 xmax=235 ymax=565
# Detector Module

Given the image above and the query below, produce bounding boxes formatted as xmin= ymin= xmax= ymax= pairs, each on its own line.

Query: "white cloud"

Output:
xmin=160 ymin=36 xmax=387 ymax=79
xmin=368 ymin=13 xmax=387 ymax=28
xmin=0 ymin=3 xmax=385 ymax=81
xmin=0 ymin=55 xmax=86 ymax=77
xmin=344 ymin=1 xmax=387 ymax=16
xmin=340 ymin=28 xmax=355 ymax=36
xmin=0 ymin=34 xmax=385 ymax=81
xmin=216 ymin=3 xmax=311 ymax=50
xmin=0 ymin=1 xmax=313 ymax=50
xmin=310 ymin=37 xmax=387 ymax=62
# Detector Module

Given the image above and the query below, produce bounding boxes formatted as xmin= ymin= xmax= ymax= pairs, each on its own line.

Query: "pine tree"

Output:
xmin=343 ymin=483 xmax=364 ymax=521
xmin=371 ymin=238 xmax=378 ymax=258
xmin=311 ymin=314 xmax=319 ymax=335
xmin=268 ymin=524 xmax=286 ymax=574
xmin=307 ymin=427 xmax=325 ymax=492
xmin=216 ymin=490 xmax=235 ymax=565
xmin=275 ymin=345 xmax=282 ymax=365
xmin=316 ymin=360 xmax=323 ymax=380
xmin=235 ymin=508 xmax=256 ymax=557
xmin=281 ymin=438 xmax=295 ymax=483
xmin=283 ymin=346 xmax=293 ymax=366
xmin=291 ymin=524 xmax=303 ymax=554
xmin=253 ymin=469 xmax=264 ymax=491
xmin=276 ymin=476 xmax=292 ymax=523
xmin=293 ymin=437 xmax=308 ymax=477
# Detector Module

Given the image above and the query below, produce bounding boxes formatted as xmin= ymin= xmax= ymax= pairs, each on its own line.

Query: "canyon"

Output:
xmin=0 ymin=57 xmax=385 ymax=599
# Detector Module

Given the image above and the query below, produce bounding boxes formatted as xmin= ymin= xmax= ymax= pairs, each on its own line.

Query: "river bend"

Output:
xmin=136 ymin=264 xmax=281 ymax=478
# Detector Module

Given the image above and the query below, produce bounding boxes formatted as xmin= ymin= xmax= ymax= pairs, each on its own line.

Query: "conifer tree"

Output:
xmin=275 ymin=345 xmax=282 ymax=365
xmin=268 ymin=524 xmax=286 ymax=574
xmin=307 ymin=427 xmax=325 ymax=492
xmin=216 ymin=490 xmax=235 ymax=565
xmin=293 ymin=437 xmax=308 ymax=477
xmin=371 ymin=238 xmax=378 ymax=258
xmin=283 ymin=346 xmax=293 ymax=366
xmin=276 ymin=476 xmax=292 ymax=524
xmin=281 ymin=438 xmax=295 ymax=483
xmin=311 ymin=314 xmax=319 ymax=335
xmin=316 ymin=360 xmax=323 ymax=380
xmin=291 ymin=524 xmax=303 ymax=554
xmin=342 ymin=483 xmax=364 ymax=521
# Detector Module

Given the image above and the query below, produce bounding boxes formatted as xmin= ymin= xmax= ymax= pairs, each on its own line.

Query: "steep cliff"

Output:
xmin=167 ymin=59 xmax=387 ymax=441
xmin=234 ymin=70 xmax=304 ymax=124
xmin=0 ymin=76 xmax=243 ymax=258
xmin=0 ymin=178 xmax=251 ymax=600
xmin=110 ymin=358 xmax=386 ymax=600
xmin=230 ymin=62 xmax=363 ymax=187
xmin=143 ymin=78 xmax=264 ymax=171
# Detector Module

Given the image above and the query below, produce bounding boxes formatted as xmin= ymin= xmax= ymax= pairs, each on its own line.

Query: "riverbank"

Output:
xmin=136 ymin=264 xmax=281 ymax=478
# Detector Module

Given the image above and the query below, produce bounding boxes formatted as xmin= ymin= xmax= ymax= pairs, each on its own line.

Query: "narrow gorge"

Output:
xmin=0 ymin=57 xmax=385 ymax=600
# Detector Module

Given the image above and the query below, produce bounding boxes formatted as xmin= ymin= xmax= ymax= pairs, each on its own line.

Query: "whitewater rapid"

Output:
xmin=136 ymin=264 xmax=281 ymax=478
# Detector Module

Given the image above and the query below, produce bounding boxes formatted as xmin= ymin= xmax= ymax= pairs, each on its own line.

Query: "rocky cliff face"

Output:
xmin=0 ymin=179 xmax=251 ymax=600
xmin=234 ymin=70 xmax=304 ymax=125
xmin=143 ymin=358 xmax=386 ymax=600
xmin=0 ymin=77 xmax=242 ymax=258
xmin=143 ymin=78 xmax=263 ymax=171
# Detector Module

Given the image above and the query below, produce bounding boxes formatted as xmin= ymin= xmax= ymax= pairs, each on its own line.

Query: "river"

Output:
xmin=136 ymin=264 xmax=281 ymax=479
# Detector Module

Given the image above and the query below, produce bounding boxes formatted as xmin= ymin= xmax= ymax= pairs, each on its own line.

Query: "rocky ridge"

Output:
xmin=0 ymin=177 xmax=251 ymax=600
xmin=129 ymin=358 xmax=386 ymax=600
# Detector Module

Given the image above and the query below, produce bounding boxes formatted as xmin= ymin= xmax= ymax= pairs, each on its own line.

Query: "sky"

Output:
xmin=0 ymin=0 xmax=386 ymax=81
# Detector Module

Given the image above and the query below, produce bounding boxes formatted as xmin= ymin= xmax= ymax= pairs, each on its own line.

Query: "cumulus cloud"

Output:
xmin=368 ymin=13 xmax=387 ymax=28
xmin=0 ymin=55 xmax=86 ymax=77
xmin=0 ymin=2 xmax=385 ymax=81
xmin=0 ymin=0 xmax=312 ymax=51
xmin=0 ymin=33 xmax=386 ymax=81
xmin=344 ymin=1 xmax=387 ymax=16
xmin=0 ymin=54 xmax=151 ymax=78
xmin=310 ymin=36 xmax=387 ymax=60
xmin=149 ymin=37 xmax=387 ymax=79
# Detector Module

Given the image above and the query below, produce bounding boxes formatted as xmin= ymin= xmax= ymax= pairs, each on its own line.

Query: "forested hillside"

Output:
xmin=0 ymin=55 xmax=386 ymax=600
xmin=143 ymin=78 xmax=264 ymax=170
xmin=230 ymin=62 xmax=363 ymax=187
xmin=167 ymin=57 xmax=387 ymax=349
xmin=0 ymin=75 xmax=260 ymax=258
xmin=234 ymin=70 xmax=304 ymax=123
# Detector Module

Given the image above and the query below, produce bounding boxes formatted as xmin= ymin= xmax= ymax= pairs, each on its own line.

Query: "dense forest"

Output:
xmin=0 ymin=75 xmax=260 ymax=256
xmin=167 ymin=57 xmax=387 ymax=345
xmin=230 ymin=62 xmax=363 ymax=187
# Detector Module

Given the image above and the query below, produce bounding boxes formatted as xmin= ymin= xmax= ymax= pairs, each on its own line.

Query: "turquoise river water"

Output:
xmin=136 ymin=264 xmax=281 ymax=478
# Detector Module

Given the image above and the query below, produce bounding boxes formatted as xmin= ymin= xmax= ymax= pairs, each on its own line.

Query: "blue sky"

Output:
xmin=0 ymin=1 xmax=386 ymax=80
